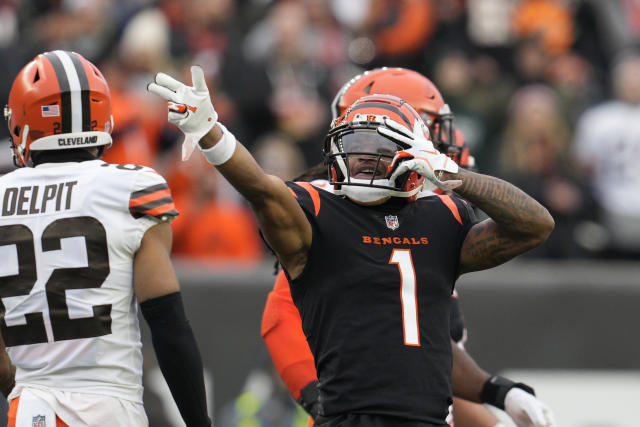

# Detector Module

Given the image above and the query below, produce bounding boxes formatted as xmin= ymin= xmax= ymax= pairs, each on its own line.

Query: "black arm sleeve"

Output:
xmin=140 ymin=292 xmax=211 ymax=427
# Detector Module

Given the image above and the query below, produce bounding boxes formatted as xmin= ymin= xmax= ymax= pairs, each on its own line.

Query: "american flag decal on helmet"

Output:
xmin=41 ymin=105 xmax=60 ymax=117
xmin=129 ymin=183 xmax=178 ymax=219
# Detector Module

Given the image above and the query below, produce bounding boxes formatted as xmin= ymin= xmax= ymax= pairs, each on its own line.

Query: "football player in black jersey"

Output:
xmin=149 ymin=66 xmax=555 ymax=427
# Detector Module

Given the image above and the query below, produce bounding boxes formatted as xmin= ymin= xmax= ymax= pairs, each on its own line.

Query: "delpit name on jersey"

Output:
xmin=2 ymin=181 xmax=77 ymax=216
xmin=58 ymin=135 xmax=98 ymax=146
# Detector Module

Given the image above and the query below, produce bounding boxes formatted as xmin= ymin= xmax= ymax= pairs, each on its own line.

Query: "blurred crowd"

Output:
xmin=4 ymin=0 xmax=640 ymax=265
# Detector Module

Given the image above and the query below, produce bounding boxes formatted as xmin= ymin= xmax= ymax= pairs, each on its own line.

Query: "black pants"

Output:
xmin=314 ymin=413 xmax=446 ymax=427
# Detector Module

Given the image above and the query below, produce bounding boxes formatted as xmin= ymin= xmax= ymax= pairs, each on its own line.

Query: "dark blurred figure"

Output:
xmin=500 ymin=84 xmax=601 ymax=258
xmin=573 ymin=0 xmax=640 ymax=82
xmin=228 ymin=0 xmax=346 ymax=164
xmin=545 ymin=52 xmax=602 ymax=124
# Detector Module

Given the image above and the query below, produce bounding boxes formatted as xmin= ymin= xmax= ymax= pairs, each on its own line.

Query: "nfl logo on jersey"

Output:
xmin=32 ymin=415 xmax=46 ymax=427
xmin=385 ymin=215 xmax=399 ymax=230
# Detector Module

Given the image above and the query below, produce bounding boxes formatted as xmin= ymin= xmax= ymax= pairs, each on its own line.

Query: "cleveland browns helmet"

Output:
xmin=330 ymin=67 xmax=471 ymax=167
xmin=324 ymin=94 xmax=429 ymax=204
xmin=5 ymin=50 xmax=113 ymax=167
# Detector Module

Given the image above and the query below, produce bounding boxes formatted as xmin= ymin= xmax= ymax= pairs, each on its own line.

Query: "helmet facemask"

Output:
xmin=324 ymin=113 xmax=424 ymax=204
xmin=422 ymin=104 xmax=459 ymax=162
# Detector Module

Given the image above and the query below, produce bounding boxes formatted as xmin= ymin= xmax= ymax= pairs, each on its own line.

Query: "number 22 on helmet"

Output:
xmin=4 ymin=50 xmax=114 ymax=167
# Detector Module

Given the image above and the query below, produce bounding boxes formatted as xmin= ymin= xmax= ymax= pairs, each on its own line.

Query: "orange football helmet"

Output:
xmin=331 ymin=67 xmax=472 ymax=168
xmin=4 ymin=50 xmax=113 ymax=167
xmin=324 ymin=94 xmax=428 ymax=203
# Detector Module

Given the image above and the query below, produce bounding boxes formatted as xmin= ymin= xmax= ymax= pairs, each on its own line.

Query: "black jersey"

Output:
xmin=285 ymin=182 xmax=478 ymax=423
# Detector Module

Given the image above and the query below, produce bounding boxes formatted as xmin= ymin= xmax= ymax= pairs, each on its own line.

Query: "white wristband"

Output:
xmin=199 ymin=123 xmax=237 ymax=165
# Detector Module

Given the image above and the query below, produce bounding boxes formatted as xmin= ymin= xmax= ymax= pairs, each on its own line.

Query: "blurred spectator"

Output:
xmin=167 ymin=155 xmax=264 ymax=267
xmin=353 ymin=0 xmax=437 ymax=67
xmin=573 ymin=50 xmax=640 ymax=256
xmin=240 ymin=0 xmax=340 ymax=164
xmin=0 ymin=0 xmax=18 ymax=48
xmin=426 ymin=0 xmax=470 ymax=60
xmin=512 ymin=0 xmax=574 ymax=56
xmin=573 ymin=0 xmax=640 ymax=76
xmin=513 ymin=36 xmax=553 ymax=85
xmin=463 ymin=54 xmax=516 ymax=172
xmin=467 ymin=0 xmax=514 ymax=48
xmin=545 ymin=52 xmax=602 ymax=124
xmin=253 ymin=132 xmax=306 ymax=181
xmin=433 ymin=51 xmax=493 ymax=167
xmin=99 ymin=6 xmax=174 ymax=166
xmin=19 ymin=0 xmax=123 ymax=59
xmin=500 ymin=85 xmax=601 ymax=257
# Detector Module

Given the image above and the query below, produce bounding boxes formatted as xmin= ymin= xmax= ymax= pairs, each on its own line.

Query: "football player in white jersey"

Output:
xmin=0 ymin=51 xmax=211 ymax=426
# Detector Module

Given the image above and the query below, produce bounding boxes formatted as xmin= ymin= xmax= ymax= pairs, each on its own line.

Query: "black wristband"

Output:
xmin=480 ymin=375 xmax=536 ymax=410
xmin=297 ymin=380 xmax=321 ymax=419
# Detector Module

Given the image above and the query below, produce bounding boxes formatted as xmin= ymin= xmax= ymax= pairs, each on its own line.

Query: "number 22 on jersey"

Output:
xmin=0 ymin=216 xmax=112 ymax=347
xmin=390 ymin=249 xmax=420 ymax=346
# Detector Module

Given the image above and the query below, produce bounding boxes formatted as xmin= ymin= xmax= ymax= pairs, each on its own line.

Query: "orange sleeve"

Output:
xmin=261 ymin=271 xmax=317 ymax=399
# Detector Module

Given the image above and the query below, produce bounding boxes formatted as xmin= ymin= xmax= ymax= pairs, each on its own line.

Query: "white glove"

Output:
xmin=378 ymin=118 xmax=461 ymax=191
xmin=504 ymin=388 xmax=557 ymax=427
xmin=148 ymin=65 xmax=218 ymax=160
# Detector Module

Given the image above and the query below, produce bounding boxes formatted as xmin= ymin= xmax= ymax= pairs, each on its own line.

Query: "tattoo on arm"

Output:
xmin=453 ymin=169 xmax=550 ymax=235
xmin=443 ymin=169 xmax=554 ymax=273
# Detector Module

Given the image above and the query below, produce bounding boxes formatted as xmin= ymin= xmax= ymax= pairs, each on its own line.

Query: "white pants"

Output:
xmin=11 ymin=386 xmax=148 ymax=427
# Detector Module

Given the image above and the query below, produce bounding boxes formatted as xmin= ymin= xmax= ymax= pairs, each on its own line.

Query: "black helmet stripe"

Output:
xmin=348 ymin=101 xmax=413 ymax=127
xmin=43 ymin=51 xmax=91 ymax=133
xmin=68 ymin=52 xmax=91 ymax=131
xmin=43 ymin=52 xmax=71 ymax=133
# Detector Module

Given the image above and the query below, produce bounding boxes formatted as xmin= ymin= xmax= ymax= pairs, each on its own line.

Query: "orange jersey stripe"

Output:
xmin=139 ymin=202 xmax=177 ymax=217
xmin=295 ymin=182 xmax=321 ymax=216
xmin=129 ymin=189 xmax=171 ymax=207
xmin=437 ymin=195 xmax=463 ymax=225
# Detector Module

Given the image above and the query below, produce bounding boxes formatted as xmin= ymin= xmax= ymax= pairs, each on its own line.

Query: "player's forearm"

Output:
xmin=141 ymin=293 xmax=211 ymax=427
xmin=451 ymin=341 xmax=490 ymax=402
xmin=444 ymin=169 xmax=554 ymax=240
xmin=200 ymin=125 xmax=311 ymax=276
xmin=199 ymin=125 xmax=276 ymax=204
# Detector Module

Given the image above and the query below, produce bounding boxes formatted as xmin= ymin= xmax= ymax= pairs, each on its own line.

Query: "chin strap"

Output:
xmin=335 ymin=178 xmax=423 ymax=203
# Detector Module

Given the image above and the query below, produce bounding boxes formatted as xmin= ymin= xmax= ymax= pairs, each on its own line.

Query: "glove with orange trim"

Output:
xmin=379 ymin=118 xmax=461 ymax=191
xmin=148 ymin=65 xmax=217 ymax=161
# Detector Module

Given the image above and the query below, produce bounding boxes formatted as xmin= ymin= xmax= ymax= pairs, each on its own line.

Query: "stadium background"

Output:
xmin=2 ymin=0 xmax=639 ymax=425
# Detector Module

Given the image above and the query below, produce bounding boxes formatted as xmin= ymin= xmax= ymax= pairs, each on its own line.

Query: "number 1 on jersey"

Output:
xmin=389 ymin=249 xmax=420 ymax=346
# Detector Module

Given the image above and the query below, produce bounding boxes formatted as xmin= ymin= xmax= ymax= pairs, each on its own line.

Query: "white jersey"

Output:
xmin=573 ymin=100 xmax=640 ymax=216
xmin=0 ymin=160 xmax=178 ymax=404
